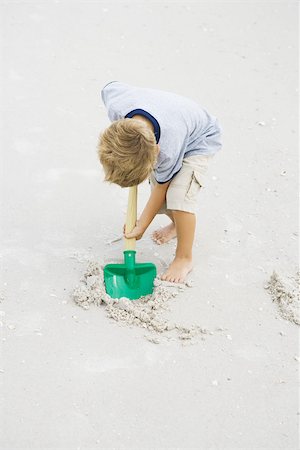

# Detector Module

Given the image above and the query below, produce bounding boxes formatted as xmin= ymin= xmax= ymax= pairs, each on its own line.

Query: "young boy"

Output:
xmin=98 ymin=80 xmax=222 ymax=283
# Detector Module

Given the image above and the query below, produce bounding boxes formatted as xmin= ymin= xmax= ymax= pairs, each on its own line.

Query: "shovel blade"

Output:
xmin=104 ymin=262 xmax=157 ymax=300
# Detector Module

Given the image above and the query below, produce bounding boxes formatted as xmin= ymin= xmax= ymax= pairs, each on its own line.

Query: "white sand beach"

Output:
xmin=1 ymin=1 xmax=299 ymax=449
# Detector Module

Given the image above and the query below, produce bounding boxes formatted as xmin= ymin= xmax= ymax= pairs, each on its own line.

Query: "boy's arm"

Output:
xmin=125 ymin=181 xmax=171 ymax=240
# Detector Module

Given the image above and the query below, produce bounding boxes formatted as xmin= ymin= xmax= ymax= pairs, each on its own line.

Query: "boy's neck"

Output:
xmin=131 ymin=114 xmax=155 ymax=133
xmin=131 ymin=114 xmax=160 ymax=154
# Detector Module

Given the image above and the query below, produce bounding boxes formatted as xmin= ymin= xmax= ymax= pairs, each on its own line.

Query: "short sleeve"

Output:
xmin=100 ymin=81 xmax=132 ymax=122
xmin=101 ymin=80 xmax=119 ymax=104
xmin=154 ymin=153 xmax=180 ymax=184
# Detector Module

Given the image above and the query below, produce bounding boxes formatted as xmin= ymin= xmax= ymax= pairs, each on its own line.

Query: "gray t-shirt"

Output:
xmin=101 ymin=81 xmax=222 ymax=183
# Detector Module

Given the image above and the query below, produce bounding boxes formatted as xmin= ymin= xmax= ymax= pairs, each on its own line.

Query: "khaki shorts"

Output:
xmin=149 ymin=154 xmax=214 ymax=214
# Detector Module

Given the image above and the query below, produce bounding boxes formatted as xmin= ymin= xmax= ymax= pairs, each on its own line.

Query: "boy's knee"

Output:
xmin=171 ymin=209 xmax=196 ymax=217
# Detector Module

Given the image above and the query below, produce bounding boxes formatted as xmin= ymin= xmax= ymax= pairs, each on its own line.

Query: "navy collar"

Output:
xmin=124 ymin=108 xmax=160 ymax=144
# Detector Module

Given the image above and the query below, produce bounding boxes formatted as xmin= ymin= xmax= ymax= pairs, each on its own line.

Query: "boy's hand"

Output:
xmin=123 ymin=221 xmax=145 ymax=241
xmin=123 ymin=182 xmax=170 ymax=242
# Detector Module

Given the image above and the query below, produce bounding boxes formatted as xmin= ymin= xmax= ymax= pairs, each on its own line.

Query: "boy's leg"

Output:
xmin=159 ymin=155 xmax=213 ymax=282
xmin=152 ymin=211 xmax=177 ymax=244
xmin=160 ymin=210 xmax=195 ymax=283
xmin=149 ymin=172 xmax=177 ymax=244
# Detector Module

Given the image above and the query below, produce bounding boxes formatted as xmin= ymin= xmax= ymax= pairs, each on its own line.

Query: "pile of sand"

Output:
xmin=265 ymin=271 xmax=299 ymax=325
xmin=72 ymin=261 xmax=225 ymax=344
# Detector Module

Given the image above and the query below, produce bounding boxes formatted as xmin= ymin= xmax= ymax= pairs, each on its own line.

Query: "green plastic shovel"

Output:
xmin=103 ymin=185 xmax=157 ymax=300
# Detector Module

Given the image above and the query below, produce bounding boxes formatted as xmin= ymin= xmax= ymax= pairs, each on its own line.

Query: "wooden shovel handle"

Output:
xmin=124 ymin=186 xmax=137 ymax=251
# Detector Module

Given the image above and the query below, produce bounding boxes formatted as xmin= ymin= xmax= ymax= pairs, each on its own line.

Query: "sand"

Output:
xmin=265 ymin=271 xmax=300 ymax=326
xmin=72 ymin=263 xmax=299 ymax=346
xmin=1 ymin=2 xmax=299 ymax=449
xmin=72 ymin=261 xmax=226 ymax=344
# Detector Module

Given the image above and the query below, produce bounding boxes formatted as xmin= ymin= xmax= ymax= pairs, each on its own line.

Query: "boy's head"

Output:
xmin=97 ymin=118 xmax=159 ymax=187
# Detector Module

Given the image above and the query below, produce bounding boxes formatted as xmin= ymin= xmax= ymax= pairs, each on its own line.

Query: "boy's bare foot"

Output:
xmin=152 ymin=223 xmax=177 ymax=245
xmin=161 ymin=257 xmax=193 ymax=283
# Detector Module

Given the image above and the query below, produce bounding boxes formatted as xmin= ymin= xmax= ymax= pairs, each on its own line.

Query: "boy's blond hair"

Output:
xmin=97 ymin=118 xmax=158 ymax=187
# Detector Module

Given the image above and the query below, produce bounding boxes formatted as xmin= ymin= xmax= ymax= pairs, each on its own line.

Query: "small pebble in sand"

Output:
xmin=145 ymin=335 xmax=160 ymax=344
xmin=185 ymin=279 xmax=195 ymax=288
xmin=257 ymin=121 xmax=266 ymax=126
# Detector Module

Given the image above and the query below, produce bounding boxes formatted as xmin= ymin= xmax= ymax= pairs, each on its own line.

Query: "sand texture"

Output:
xmin=1 ymin=2 xmax=299 ymax=449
